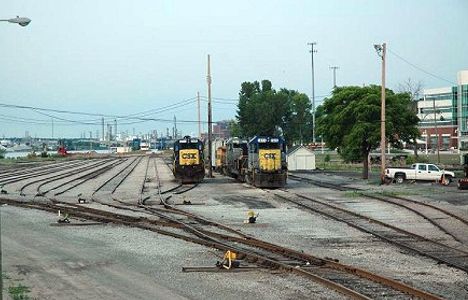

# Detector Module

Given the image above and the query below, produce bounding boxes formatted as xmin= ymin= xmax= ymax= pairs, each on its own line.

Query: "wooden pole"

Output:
xmin=207 ymin=55 xmax=213 ymax=178
xmin=380 ymin=43 xmax=386 ymax=184
xmin=197 ymin=92 xmax=201 ymax=139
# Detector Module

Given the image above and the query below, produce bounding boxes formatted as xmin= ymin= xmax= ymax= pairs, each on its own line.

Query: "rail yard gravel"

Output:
xmin=1 ymin=155 xmax=468 ymax=299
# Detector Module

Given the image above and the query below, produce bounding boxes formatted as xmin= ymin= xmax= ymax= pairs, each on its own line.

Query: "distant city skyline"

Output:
xmin=1 ymin=0 xmax=467 ymax=137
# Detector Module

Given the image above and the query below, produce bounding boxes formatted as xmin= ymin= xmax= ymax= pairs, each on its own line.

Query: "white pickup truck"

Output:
xmin=385 ymin=163 xmax=455 ymax=185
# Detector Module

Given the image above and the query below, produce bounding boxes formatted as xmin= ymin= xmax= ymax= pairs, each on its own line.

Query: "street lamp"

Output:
xmin=0 ymin=16 xmax=31 ymax=27
xmin=0 ymin=15 xmax=31 ymax=300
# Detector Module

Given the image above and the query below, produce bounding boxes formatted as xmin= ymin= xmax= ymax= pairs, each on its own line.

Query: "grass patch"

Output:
xmin=8 ymin=284 xmax=31 ymax=300
xmin=367 ymin=190 xmax=415 ymax=197
xmin=344 ymin=191 xmax=362 ymax=198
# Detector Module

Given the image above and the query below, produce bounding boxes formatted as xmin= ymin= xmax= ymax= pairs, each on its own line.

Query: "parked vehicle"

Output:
xmin=385 ymin=163 xmax=455 ymax=185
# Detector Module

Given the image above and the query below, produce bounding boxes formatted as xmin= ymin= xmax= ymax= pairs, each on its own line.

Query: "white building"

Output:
xmin=287 ymin=145 xmax=316 ymax=171
xmin=416 ymin=70 xmax=468 ymax=161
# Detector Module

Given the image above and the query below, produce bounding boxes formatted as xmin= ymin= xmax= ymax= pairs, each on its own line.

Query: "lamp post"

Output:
xmin=0 ymin=15 xmax=31 ymax=300
xmin=0 ymin=16 xmax=31 ymax=27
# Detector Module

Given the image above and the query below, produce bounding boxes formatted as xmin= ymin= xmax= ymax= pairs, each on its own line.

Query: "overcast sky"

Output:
xmin=1 ymin=0 xmax=467 ymax=138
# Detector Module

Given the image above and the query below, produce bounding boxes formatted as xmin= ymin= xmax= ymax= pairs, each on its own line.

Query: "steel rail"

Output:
xmin=91 ymin=156 xmax=140 ymax=197
xmin=270 ymin=190 xmax=468 ymax=273
xmin=0 ymin=159 xmax=94 ymax=185
xmin=150 ymin=157 xmax=442 ymax=299
xmin=0 ymin=160 xmax=84 ymax=179
xmin=0 ymin=192 xmax=443 ymax=300
xmin=19 ymin=160 xmax=111 ymax=196
xmin=53 ymin=159 xmax=128 ymax=196
xmin=35 ymin=159 xmax=115 ymax=196
xmin=289 ymin=174 xmax=468 ymax=243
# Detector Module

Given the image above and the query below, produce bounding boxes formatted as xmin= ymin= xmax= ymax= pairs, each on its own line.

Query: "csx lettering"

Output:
xmin=181 ymin=153 xmax=197 ymax=159
xmin=263 ymin=153 xmax=276 ymax=159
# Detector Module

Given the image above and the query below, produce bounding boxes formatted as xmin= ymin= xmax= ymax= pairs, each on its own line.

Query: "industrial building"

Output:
xmin=417 ymin=70 xmax=468 ymax=160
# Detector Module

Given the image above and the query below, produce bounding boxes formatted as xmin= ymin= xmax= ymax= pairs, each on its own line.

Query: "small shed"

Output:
xmin=287 ymin=145 xmax=316 ymax=171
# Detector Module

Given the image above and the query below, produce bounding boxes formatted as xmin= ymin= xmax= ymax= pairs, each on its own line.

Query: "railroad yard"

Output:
xmin=0 ymin=153 xmax=466 ymax=300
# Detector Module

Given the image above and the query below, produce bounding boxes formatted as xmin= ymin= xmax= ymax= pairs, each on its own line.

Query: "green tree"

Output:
xmin=281 ymin=91 xmax=313 ymax=146
xmin=227 ymin=119 xmax=242 ymax=137
xmin=236 ymin=80 xmax=289 ymax=137
xmin=316 ymin=85 xmax=419 ymax=179
xmin=236 ymin=80 xmax=313 ymax=146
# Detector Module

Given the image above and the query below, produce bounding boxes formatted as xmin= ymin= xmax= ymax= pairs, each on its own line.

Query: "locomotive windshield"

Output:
xmin=175 ymin=138 xmax=202 ymax=151
xmin=258 ymin=142 xmax=280 ymax=150
xmin=178 ymin=142 xmax=199 ymax=150
xmin=232 ymin=141 xmax=248 ymax=155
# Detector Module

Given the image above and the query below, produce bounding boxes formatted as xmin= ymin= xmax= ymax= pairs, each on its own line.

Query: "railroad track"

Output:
xmin=91 ymin=156 xmax=142 ymax=196
xmin=288 ymin=173 xmax=468 ymax=245
xmin=0 ymin=159 xmax=95 ymax=187
xmin=18 ymin=159 xmax=115 ymax=197
xmin=0 ymin=160 xmax=80 ymax=179
xmin=0 ymin=157 xmax=448 ymax=299
xmin=267 ymin=187 xmax=468 ymax=274
xmin=39 ymin=159 xmax=128 ymax=197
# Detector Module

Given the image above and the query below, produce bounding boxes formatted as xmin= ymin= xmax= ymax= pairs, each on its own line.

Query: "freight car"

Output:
xmin=173 ymin=136 xmax=205 ymax=183
xmin=215 ymin=146 xmax=226 ymax=173
xmin=211 ymin=138 xmax=226 ymax=170
xmin=244 ymin=136 xmax=287 ymax=188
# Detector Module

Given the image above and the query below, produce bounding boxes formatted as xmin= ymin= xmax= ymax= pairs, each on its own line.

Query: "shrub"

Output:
xmin=405 ymin=155 xmax=429 ymax=165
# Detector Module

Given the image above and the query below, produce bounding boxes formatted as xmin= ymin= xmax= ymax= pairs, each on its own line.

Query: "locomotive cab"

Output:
xmin=246 ymin=136 xmax=287 ymax=188
xmin=226 ymin=137 xmax=248 ymax=178
xmin=173 ymin=136 xmax=205 ymax=183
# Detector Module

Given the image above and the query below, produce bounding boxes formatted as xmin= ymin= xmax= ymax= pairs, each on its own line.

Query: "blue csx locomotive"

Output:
xmin=216 ymin=136 xmax=287 ymax=188
xmin=172 ymin=136 xmax=205 ymax=183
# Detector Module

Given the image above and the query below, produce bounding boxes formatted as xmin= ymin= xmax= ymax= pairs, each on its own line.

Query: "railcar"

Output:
xmin=173 ymin=136 xmax=205 ymax=183
xmin=244 ymin=136 xmax=287 ymax=188
xmin=225 ymin=137 xmax=248 ymax=178
xmin=211 ymin=138 xmax=226 ymax=170
xmin=215 ymin=146 xmax=227 ymax=173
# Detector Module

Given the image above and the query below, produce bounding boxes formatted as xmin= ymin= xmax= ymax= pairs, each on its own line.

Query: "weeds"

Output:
xmin=8 ymin=284 xmax=31 ymax=300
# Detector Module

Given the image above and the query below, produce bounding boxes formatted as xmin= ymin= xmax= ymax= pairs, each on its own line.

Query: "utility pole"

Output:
xmin=174 ymin=115 xmax=177 ymax=139
xmin=432 ymin=97 xmax=441 ymax=164
xmin=330 ymin=66 xmax=339 ymax=88
xmin=101 ymin=117 xmax=105 ymax=142
xmin=197 ymin=91 xmax=201 ymax=138
xmin=207 ymin=54 xmax=213 ymax=178
xmin=51 ymin=118 xmax=54 ymax=138
xmin=114 ymin=119 xmax=117 ymax=141
xmin=308 ymin=42 xmax=317 ymax=143
xmin=374 ymin=43 xmax=386 ymax=184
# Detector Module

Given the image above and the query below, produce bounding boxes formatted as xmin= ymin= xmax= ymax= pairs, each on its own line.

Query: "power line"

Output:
xmin=387 ymin=48 xmax=456 ymax=85
xmin=119 ymin=97 xmax=198 ymax=119
xmin=0 ymin=96 xmax=199 ymax=120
